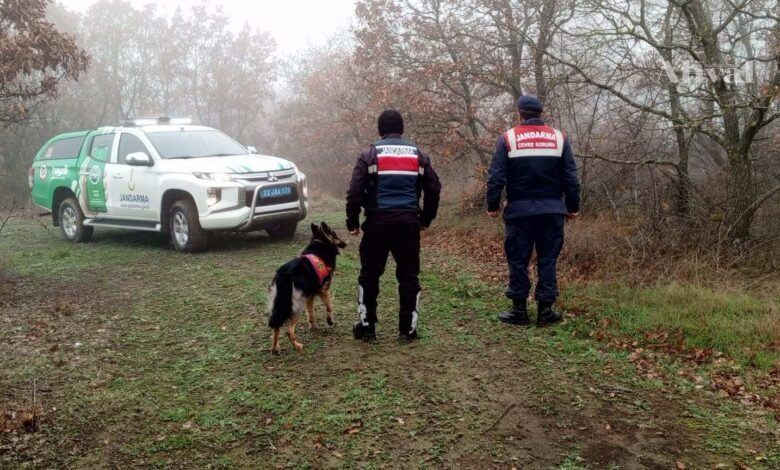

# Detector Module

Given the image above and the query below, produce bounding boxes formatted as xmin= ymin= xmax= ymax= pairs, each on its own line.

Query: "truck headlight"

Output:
xmin=194 ymin=172 xmax=233 ymax=182
xmin=207 ymin=188 xmax=222 ymax=206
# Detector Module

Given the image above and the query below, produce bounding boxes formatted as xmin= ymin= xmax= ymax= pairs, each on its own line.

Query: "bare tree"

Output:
xmin=543 ymin=0 xmax=779 ymax=237
xmin=0 ymin=198 xmax=16 ymax=243
xmin=0 ymin=0 xmax=88 ymax=126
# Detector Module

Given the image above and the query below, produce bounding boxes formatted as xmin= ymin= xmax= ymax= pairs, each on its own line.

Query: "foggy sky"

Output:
xmin=58 ymin=0 xmax=356 ymax=55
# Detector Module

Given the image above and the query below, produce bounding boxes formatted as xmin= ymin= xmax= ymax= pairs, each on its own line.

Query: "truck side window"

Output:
xmin=89 ymin=134 xmax=114 ymax=162
xmin=41 ymin=136 xmax=86 ymax=160
xmin=118 ymin=134 xmax=149 ymax=164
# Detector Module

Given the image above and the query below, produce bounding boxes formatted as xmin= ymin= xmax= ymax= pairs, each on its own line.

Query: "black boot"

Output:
xmin=398 ymin=330 xmax=419 ymax=342
xmin=536 ymin=301 xmax=562 ymax=327
xmin=398 ymin=312 xmax=419 ymax=342
xmin=353 ymin=321 xmax=376 ymax=341
xmin=498 ymin=299 xmax=531 ymax=326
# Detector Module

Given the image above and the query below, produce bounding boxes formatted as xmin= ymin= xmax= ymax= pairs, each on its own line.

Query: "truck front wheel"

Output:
xmin=266 ymin=220 xmax=297 ymax=240
xmin=58 ymin=197 xmax=93 ymax=243
xmin=169 ymin=199 xmax=208 ymax=253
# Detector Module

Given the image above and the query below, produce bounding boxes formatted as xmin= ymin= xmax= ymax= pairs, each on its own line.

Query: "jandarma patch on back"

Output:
xmin=515 ymin=130 xmax=558 ymax=149
xmin=506 ymin=126 xmax=563 ymax=157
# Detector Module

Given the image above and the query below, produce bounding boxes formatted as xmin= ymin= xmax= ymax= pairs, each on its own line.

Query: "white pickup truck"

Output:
xmin=29 ymin=118 xmax=309 ymax=252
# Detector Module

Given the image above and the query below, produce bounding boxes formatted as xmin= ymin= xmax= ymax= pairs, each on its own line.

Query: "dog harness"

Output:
xmin=303 ymin=253 xmax=332 ymax=285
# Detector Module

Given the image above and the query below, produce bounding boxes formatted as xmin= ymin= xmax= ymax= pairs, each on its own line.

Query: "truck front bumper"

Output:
xmin=198 ymin=191 xmax=308 ymax=231
xmin=239 ymin=198 xmax=308 ymax=231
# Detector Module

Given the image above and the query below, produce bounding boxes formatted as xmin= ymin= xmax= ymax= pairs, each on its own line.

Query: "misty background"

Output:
xmin=0 ymin=0 xmax=778 ymax=252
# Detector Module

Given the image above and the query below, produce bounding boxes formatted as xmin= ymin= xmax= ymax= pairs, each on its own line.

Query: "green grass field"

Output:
xmin=1 ymin=211 xmax=778 ymax=469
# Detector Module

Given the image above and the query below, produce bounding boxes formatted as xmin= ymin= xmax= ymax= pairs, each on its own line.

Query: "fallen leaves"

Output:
xmin=423 ymin=230 xmax=507 ymax=282
xmin=713 ymin=373 xmax=745 ymax=398
xmin=584 ymin=321 xmax=780 ymax=415
xmin=344 ymin=421 xmax=362 ymax=435
xmin=0 ymin=407 xmax=44 ymax=433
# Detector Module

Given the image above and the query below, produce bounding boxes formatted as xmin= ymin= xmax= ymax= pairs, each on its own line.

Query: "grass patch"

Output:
xmin=576 ymin=282 xmax=780 ymax=369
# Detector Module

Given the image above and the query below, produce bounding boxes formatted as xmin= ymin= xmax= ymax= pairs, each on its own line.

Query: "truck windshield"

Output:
xmin=147 ymin=130 xmax=247 ymax=159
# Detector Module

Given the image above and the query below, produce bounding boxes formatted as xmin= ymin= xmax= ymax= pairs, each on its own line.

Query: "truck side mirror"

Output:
xmin=246 ymin=146 xmax=257 ymax=154
xmin=126 ymin=152 xmax=153 ymax=166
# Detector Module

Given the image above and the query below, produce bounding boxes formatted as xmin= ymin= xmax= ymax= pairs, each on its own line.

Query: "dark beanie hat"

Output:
xmin=377 ymin=110 xmax=404 ymax=136
xmin=517 ymin=95 xmax=544 ymax=114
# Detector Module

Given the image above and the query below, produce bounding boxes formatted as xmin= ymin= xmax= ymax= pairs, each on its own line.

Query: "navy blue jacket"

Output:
xmin=346 ymin=134 xmax=441 ymax=230
xmin=486 ymin=118 xmax=580 ymax=218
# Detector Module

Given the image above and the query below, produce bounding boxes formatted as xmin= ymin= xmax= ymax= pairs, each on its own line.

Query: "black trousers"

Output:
xmin=357 ymin=220 xmax=421 ymax=334
xmin=504 ymin=214 xmax=565 ymax=303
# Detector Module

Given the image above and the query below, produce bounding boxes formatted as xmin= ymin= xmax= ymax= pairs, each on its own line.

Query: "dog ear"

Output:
xmin=320 ymin=221 xmax=332 ymax=235
xmin=311 ymin=223 xmax=323 ymax=237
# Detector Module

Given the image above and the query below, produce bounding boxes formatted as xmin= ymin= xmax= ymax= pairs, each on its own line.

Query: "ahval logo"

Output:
xmin=661 ymin=60 xmax=755 ymax=84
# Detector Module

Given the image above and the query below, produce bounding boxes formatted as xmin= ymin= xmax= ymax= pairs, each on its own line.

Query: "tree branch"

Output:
xmin=0 ymin=198 xmax=17 ymax=242
xmin=576 ymin=152 xmax=679 ymax=169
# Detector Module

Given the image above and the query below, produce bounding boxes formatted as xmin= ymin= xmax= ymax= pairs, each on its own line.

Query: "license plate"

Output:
xmin=260 ymin=186 xmax=292 ymax=199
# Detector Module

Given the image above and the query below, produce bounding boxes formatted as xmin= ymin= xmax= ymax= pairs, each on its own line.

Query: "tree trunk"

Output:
xmin=533 ymin=0 xmax=556 ymax=103
xmin=672 ymin=128 xmax=690 ymax=216
xmin=727 ymin=150 xmax=756 ymax=239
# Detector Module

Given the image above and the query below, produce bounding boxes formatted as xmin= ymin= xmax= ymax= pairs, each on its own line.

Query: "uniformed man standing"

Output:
xmin=486 ymin=96 xmax=581 ymax=326
xmin=346 ymin=110 xmax=441 ymax=342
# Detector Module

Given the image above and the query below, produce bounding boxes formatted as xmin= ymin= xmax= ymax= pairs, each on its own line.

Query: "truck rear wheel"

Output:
xmin=266 ymin=221 xmax=297 ymax=240
xmin=169 ymin=199 xmax=207 ymax=253
xmin=58 ymin=197 xmax=93 ymax=243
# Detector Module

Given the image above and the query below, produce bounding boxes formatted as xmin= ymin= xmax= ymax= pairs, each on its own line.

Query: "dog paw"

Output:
xmin=327 ymin=318 xmax=334 ymax=326
xmin=271 ymin=349 xmax=280 ymax=356
xmin=293 ymin=342 xmax=304 ymax=351
xmin=308 ymin=323 xmax=319 ymax=331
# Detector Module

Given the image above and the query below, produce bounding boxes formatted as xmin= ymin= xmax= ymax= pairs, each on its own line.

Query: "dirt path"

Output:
xmin=1 ymin=218 xmax=777 ymax=469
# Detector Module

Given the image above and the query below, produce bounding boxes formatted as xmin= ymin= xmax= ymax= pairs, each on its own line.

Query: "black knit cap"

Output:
xmin=518 ymin=95 xmax=544 ymax=114
xmin=377 ymin=109 xmax=404 ymax=136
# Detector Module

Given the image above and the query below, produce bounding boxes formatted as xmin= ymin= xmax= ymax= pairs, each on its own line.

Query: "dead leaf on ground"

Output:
xmin=344 ymin=421 xmax=362 ymax=434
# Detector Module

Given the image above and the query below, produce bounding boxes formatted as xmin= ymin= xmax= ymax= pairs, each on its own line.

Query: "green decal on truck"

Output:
xmin=81 ymin=156 xmax=107 ymax=213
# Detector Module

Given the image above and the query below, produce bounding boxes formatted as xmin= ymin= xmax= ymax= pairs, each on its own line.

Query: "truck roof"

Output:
xmin=128 ymin=124 xmax=214 ymax=133
xmin=91 ymin=124 xmax=214 ymax=134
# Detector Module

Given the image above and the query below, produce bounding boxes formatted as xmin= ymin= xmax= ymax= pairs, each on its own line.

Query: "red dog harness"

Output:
xmin=303 ymin=253 xmax=333 ymax=285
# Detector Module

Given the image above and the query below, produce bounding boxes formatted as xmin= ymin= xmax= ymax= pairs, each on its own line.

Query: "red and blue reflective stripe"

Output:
xmin=376 ymin=145 xmax=420 ymax=175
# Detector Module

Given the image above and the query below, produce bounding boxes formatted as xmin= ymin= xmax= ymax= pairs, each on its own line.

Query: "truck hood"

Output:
xmin=163 ymin=154 xmax=295 ymax=174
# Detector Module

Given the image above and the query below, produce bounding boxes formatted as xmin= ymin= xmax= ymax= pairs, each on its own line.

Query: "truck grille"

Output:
xmin=233 ymin=169 xmax=296 ymax=183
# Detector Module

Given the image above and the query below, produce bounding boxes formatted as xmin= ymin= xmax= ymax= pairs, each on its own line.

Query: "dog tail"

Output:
xmin=267 ymin=267 xmax=293 ymax=329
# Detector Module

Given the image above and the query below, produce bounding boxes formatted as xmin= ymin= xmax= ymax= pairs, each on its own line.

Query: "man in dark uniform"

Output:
xmin=346 ymin=110 xmax=442 ymax=341
xmin=486 ymin=96 xmax=581 ymax=326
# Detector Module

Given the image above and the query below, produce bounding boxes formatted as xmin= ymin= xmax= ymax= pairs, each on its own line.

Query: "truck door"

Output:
xmin=106 ymin=132 xmax=159 ymax=220
xmin=79 ymin=133 xmax=115 ymax=215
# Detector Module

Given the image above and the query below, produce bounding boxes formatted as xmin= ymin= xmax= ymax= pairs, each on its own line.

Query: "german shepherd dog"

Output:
xmin=267 ymin=222 xmax=347 ymax=354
